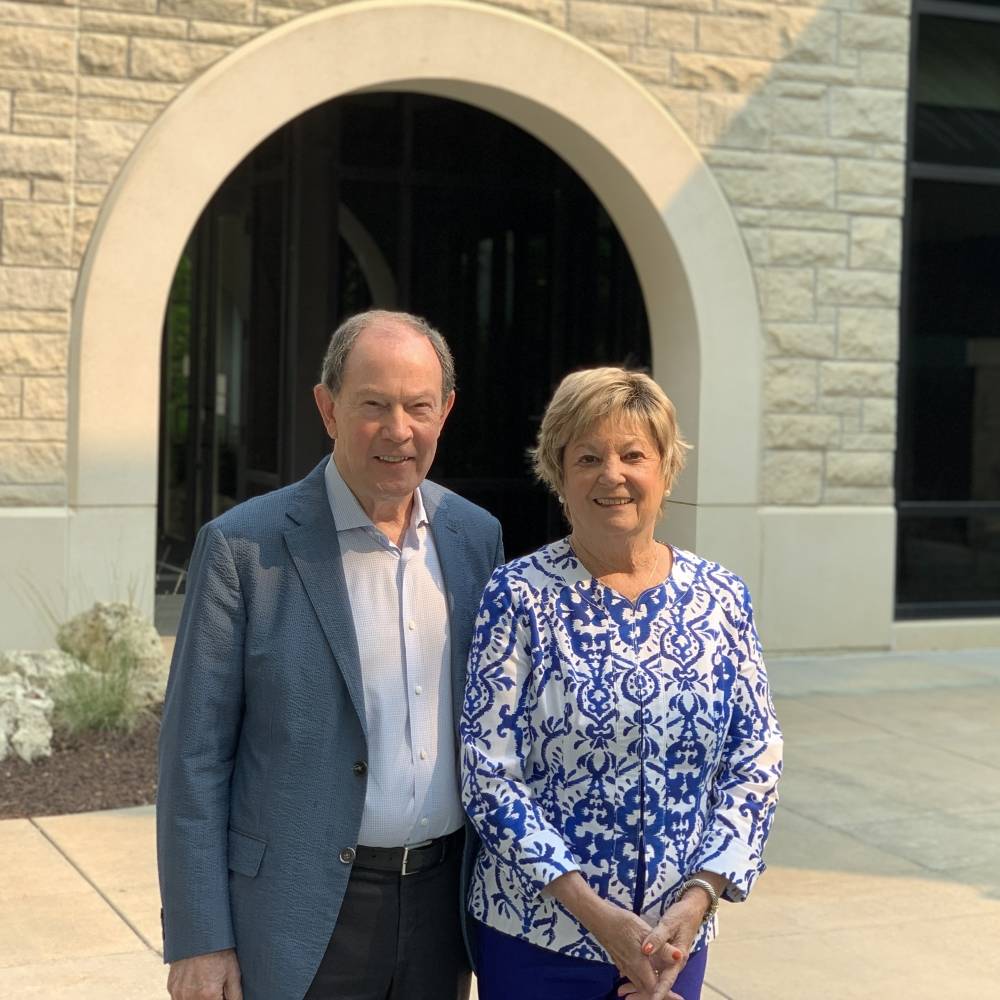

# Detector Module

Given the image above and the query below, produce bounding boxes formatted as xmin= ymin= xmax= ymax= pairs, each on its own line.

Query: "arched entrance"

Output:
xmin=68 ymin=0 xmax=762 ymax=614
xmin=157 ymin=91 xmax=652 ymax=577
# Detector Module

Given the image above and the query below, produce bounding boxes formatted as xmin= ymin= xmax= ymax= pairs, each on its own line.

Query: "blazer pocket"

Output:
xmin=228 ymin=828 xmax=267 ymax=878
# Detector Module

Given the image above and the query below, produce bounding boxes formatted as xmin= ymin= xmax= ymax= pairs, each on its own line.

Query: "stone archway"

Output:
xmin=68 ymin=0 xmax=761 ymax=602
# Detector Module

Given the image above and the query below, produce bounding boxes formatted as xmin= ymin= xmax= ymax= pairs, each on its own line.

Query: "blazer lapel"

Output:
xmin=424 ymin=486 xmax=476 ymax=728
xmin=283 ymin=460 xmax=367 ymax=737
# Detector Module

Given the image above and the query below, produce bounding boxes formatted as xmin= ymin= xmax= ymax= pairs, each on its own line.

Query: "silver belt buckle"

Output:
xmin=400 ymin=838 xmax=433 ymax=876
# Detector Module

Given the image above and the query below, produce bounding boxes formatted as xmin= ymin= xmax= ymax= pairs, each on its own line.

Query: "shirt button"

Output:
xmin=339 ymin=847 xmax=356 ymax=864
xmin=420 ymin=817 xmax=429 ymax=827
xmin=414 ymin=685 xmax=423 ymax=695
xmin=419 ymin=749 xmax=428 ymax=761
xmin=407 ymin=620 xmax=416 ymax=631
xmin=352 ymin=760 xmax=367 ymax=776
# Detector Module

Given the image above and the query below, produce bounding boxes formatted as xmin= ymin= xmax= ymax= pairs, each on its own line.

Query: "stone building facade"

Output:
xmin=1 ymin=0 xmax=974 ymax=652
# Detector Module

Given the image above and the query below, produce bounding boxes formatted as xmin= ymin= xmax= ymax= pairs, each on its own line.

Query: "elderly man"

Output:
xmin=157 ymin=310 xmax=503 ymax=1000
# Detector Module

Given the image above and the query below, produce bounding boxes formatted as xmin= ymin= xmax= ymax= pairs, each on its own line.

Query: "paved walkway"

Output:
xmin=2 ymin=648 xmax=999 ymax=999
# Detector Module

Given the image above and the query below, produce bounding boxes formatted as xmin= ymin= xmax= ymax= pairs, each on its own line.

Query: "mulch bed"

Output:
xmin=0 ymin=707 xmax=161 ymax=820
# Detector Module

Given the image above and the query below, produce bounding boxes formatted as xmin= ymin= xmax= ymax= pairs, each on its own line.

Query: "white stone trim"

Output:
xmin=757 ymin=506 xmax=896 ymax=652
xmin=894 ymin=619 xmax=1000 ymax=652
xmin=0 ymin=506 xmax=156 ymax=650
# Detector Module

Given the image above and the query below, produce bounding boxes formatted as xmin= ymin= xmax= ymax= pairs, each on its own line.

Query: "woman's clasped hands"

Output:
xmin=584 ymin=900 xmax=679 ymax=1000
xmin=613 ymin=894 xmax=707 ymax=1000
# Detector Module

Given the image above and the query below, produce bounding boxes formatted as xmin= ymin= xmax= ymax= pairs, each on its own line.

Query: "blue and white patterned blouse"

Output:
xmin=460 ymin=538 xmax=783 ymax=960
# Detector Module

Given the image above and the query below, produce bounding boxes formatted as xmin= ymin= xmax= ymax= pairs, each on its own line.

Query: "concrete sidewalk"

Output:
xmin=2 ymin=648 xmax=999 ymax=999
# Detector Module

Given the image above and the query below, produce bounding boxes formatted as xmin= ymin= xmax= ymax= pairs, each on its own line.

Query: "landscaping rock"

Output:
xmin=0 ymin=602 xmax=166 ymax=762
xmin=0 ymin=649 xmax=88 ymax=690
xmin=56 ymin=601 xmax=167 ymax=702
xmin=0 ymin=672 xmax=54 ymax=763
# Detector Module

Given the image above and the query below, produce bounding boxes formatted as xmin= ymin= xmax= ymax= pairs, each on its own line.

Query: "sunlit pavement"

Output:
xmin=2 ymin=648 xmax=998 ymax=999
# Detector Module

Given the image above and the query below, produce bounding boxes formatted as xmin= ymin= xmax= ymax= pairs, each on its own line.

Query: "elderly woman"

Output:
xmin=460 ymin=368 xmax=782 ymax=1000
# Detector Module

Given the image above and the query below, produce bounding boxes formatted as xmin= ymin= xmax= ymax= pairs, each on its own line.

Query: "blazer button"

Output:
xmin=353 ymin=760 xmax=368 ymax=776
xmin=339 ymin=847 xmax=356 ymax=864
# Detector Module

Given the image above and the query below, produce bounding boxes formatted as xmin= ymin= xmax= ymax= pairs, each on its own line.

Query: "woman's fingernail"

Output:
xmin=642 ymin=942 xmax=654 ymax=954
xmin=672 ymin=948 xmax=682 ymax=961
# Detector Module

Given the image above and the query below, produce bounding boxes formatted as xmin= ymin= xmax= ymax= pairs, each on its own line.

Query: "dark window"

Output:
xmin=898 ymin=515 xmax=1000 ymax=611
xmin=897 ymin=5 xmax=1000 ymax=617
xmin=914 ymin=15 xmax=1000 ymax=168
xmin=924 ymin=0 xmax=1000 ymax=7
xmin=899 ymin=180 xmax=1000 ymax=505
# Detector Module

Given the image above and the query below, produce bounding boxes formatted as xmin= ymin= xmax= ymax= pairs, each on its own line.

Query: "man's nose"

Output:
xmin=382 ymin=406 xmax=411 ymax=440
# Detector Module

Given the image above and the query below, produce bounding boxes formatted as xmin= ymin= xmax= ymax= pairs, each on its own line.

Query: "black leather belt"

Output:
xmin=354 ymin=829 xmax=463 ymax=877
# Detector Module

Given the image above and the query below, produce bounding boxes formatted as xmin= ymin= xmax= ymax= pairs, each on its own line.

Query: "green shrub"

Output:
xmin=52 ymin=640 xmax=146 ymax=735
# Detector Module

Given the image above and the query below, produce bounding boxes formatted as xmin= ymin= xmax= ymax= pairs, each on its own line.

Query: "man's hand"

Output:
xmin=167 ymin=949 xmax=243 ymax=1000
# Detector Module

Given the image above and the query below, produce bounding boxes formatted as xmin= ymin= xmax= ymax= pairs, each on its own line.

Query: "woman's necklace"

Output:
xmin=638 ymin=543 xmax=663 ymax=592
xmin=571 ymin=535 xmax=664 ymax=595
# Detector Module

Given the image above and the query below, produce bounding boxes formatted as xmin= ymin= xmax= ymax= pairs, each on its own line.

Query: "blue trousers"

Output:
xmin=475 ymin=921 xmax=708 ymax=1000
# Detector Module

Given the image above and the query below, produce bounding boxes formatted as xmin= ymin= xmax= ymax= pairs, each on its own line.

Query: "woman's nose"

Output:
xmin=598 ymin=459 xmax=625 ymax=483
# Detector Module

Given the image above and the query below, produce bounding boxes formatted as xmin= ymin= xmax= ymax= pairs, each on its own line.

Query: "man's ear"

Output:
xmin=313 ymin=384 xmax=337 ymax=440
xmin=440 ymin=389 xmax=456 ymax=425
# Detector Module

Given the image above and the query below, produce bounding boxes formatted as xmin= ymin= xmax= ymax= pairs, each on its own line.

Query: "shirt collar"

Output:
xmin=324 ymin=454 xmax=429 ymax=533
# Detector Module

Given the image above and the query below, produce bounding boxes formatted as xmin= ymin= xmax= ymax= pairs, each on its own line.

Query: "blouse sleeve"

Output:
xmin=460 ymin=568 xmax=581 ymax=898
xmin=691 ymin=590 xmax=783 ymax=901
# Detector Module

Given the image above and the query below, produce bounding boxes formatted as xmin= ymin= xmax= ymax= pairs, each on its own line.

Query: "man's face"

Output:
xmin=314 ymin=324 xmax=455 ymax=515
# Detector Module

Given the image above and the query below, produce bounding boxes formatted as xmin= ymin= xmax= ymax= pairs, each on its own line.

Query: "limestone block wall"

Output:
xmin=563 ymin=0 xmax=909 ymax=509
xmin=0 ymin=0 xmax=910 ymax=510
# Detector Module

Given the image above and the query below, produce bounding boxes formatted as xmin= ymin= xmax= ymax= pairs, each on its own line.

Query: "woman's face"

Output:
xmin=561 ymin=416 xmax=666 ymax=546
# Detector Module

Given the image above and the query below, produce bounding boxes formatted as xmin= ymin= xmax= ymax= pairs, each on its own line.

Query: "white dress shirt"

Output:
xmin=325 ymin=457 xmax=464 ymax=847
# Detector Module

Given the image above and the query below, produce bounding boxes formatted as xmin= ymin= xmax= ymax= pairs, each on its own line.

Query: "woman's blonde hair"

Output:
xmin=530 ymin=367 xmax=691 ymax=510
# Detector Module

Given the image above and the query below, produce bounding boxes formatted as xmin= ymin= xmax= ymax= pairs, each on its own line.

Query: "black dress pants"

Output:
xmin=304 ymin=847 xmax=471 ymax=1000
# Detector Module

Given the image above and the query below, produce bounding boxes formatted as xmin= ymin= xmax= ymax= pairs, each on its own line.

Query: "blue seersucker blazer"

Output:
xmin=157 ymin=457 xmax=503 ymax=1000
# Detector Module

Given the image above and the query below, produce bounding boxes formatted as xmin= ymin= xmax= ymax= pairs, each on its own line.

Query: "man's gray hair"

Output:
xmin=319 ymin=310 xmax=456 ymax=400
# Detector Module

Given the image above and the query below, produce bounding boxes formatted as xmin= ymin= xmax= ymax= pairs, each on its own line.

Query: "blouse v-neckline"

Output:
xmin=562 ymin=537 xmax=685 ymax=611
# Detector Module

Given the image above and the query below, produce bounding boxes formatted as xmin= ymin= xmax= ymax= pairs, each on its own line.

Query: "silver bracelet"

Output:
xmin=681 ymin=877 xmax=719 ymax=923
